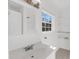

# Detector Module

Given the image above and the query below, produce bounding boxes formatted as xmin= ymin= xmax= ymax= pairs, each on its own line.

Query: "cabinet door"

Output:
xmin=8 ymin=9 xmax=22 ymax=36
xmin=23 ymin=8 xmax=37 ymax=34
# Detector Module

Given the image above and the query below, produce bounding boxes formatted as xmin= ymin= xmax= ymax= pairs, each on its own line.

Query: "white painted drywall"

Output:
xmin=40 ymin=0 xmax=70 ymax=50
xmin=41 ymin=0 xmax=70 ymax=32
xmin=8 ymin=9 xmax=22 ymax=36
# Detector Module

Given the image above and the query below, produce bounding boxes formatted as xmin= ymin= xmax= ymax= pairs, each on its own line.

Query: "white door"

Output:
xmin=8 ymin=9 xmax=22 ymax=36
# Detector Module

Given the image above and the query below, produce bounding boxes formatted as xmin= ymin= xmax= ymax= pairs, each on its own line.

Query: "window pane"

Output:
xmin=49 ymin=24 xmax=51 ymax=27
xmin=46 ymin=28 xmax=49 ymax=31
xmin=46 ymin=23 xmax=49 ymax=27
xmin=46 ymin=23 xmax=51 ymax=27
xmin=42 ymin=22 xmax=46 ymax=27
xmin=49 ymin=20 xmax=51 ymax=23
xmin=42 ymin=27 xmax=46 ymax=31
xmin=48 ymin=28 xmax=51 ymax=31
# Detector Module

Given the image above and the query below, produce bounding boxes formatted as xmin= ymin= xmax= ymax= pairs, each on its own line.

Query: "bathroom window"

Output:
xmin=42 ymin=22 xmax=51 ymax=31
xmin=41 ymin=11 xmax=53 ymax=32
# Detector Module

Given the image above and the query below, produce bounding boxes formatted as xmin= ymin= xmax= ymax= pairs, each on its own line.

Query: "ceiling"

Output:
xmin=40 ymin=0 xmax=69 ymax=16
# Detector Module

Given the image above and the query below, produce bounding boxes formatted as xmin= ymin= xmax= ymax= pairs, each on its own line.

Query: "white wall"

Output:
xmin=8 ymin=9 xmax=22 ymax=36
xmin=41 ymin=32 xmax=70 ymax=50
xmin=41 ymin=0 xmax=70 ymax=32
xmin=40 ymin=0 xmax=70 ymax=50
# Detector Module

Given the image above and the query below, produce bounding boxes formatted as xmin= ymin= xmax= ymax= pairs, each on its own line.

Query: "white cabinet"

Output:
xmin=23 ymin=6 xmax=41 ymax=34
xmin=23 ymin=8 xmax=36 ymax=34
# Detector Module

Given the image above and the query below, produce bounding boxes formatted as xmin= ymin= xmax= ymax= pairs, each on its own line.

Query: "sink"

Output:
xmin=9 ymin=42 xmax=53 ymax=59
